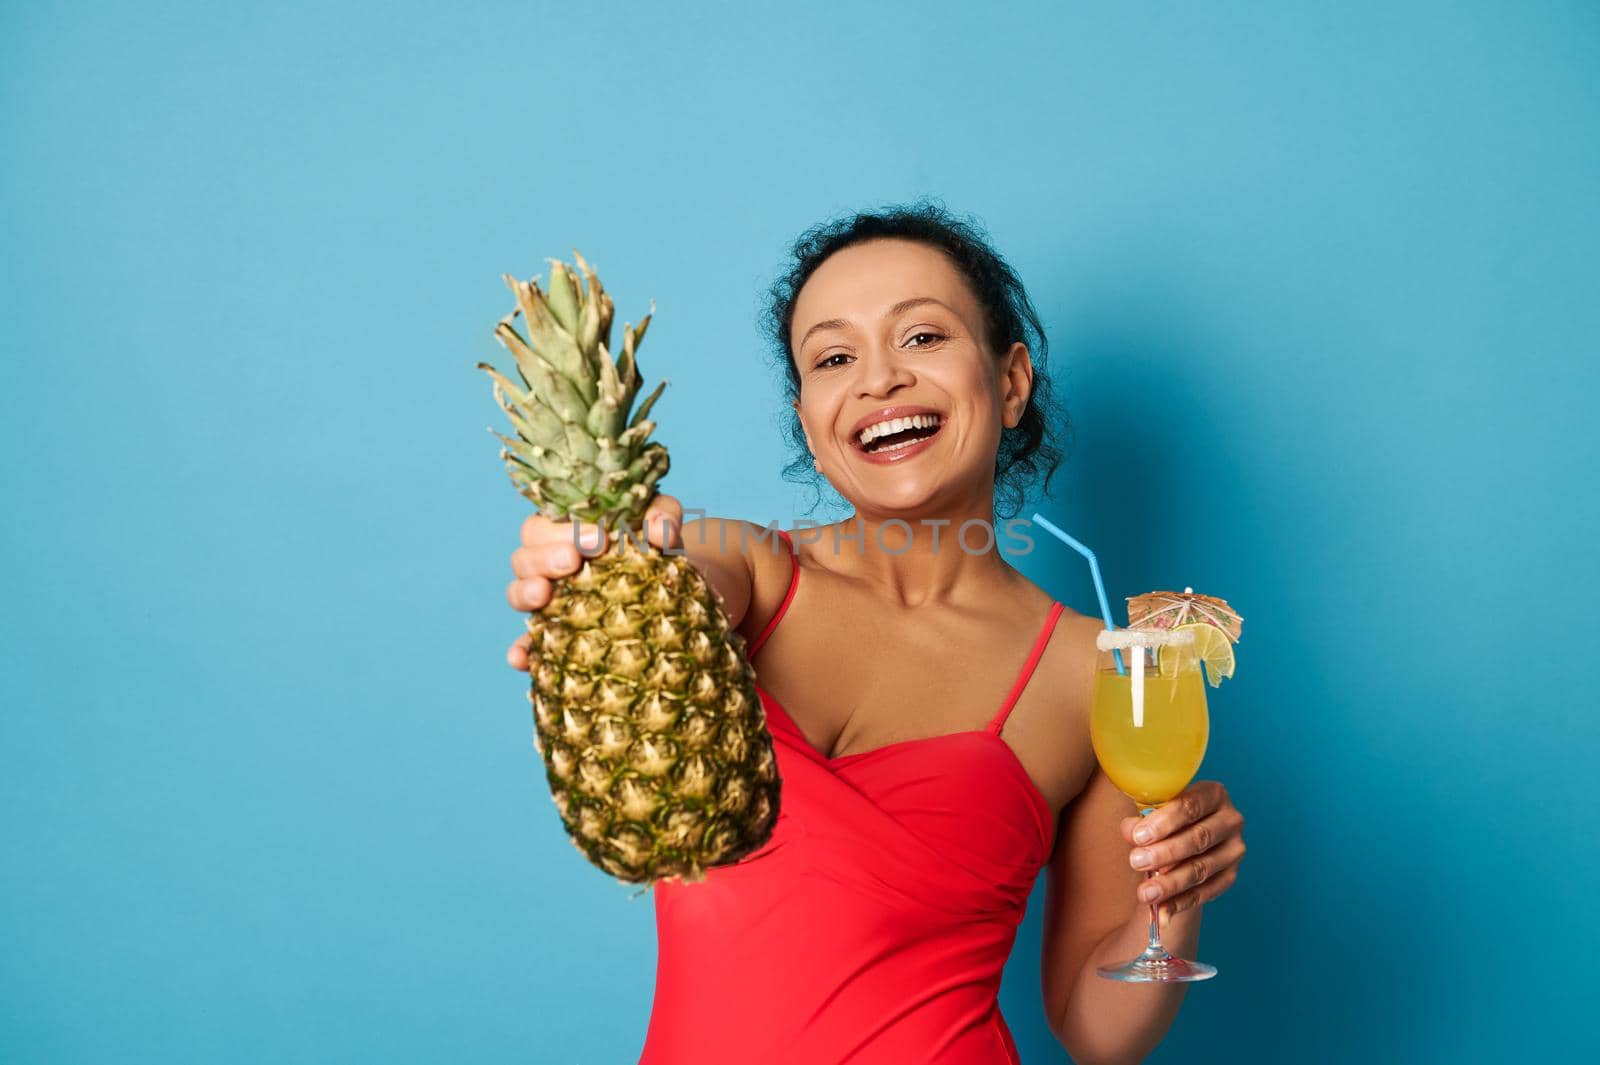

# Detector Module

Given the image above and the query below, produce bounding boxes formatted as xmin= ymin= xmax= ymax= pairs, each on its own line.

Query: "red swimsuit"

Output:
xmin=641 ymin=528 xmax=1065 ymax=1064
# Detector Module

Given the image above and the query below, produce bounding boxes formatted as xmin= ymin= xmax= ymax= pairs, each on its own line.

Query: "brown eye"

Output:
xmin=907 ymin=332 xmax=945 ymax=347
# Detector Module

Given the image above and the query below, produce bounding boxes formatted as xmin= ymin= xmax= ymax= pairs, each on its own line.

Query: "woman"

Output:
xmin=503 ymin=204 xmax=1246 ymax=1064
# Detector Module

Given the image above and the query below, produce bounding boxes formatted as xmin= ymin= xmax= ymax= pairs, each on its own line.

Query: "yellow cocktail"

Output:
xmin=1090 ymin=663 xmax=1209 ymax=807
xmin=1091 ymin=625 xmax=1218 ymax=983
xmin=1022 ymin=510 xmax=1244 ymax=984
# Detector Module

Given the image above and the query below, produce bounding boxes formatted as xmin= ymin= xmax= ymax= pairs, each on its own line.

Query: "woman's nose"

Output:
xmin=855 ymin=348 xmax=915 ymax=398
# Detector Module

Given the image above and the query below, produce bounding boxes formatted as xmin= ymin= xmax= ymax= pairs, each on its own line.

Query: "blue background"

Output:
xmin=5 ymin=2 xmax=1596 ymax=1061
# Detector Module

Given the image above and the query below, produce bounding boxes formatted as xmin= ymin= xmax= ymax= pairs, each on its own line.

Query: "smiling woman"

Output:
xmin=504 ymin=199 xmax=1248 ymax=1065
xmin=760 ymin=202 xmax=1067 ymax=518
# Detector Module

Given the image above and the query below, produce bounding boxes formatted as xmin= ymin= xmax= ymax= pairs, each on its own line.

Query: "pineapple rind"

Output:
xmin=529 ymin=534 xmax=782 ymax=886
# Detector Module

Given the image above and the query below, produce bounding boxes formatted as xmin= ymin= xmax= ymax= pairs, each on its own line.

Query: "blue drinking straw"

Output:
xmin=1030 ymin=512 xmax=1126 ymax=675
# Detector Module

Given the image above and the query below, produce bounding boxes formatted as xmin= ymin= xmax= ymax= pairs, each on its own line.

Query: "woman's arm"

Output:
xmin=1040 ymin=770 xmax=1200 ymax=1064
xmin=1040 ymin=771 xmax=1246 ymax=1065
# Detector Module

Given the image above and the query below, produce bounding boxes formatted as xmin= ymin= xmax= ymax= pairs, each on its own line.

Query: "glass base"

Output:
xmin=1096 ymin=946 xmax=1217 ymax=983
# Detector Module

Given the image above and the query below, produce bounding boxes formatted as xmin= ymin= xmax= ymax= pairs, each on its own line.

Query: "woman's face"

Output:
xmin=789 ymin=238 xmax=1032 ymax=517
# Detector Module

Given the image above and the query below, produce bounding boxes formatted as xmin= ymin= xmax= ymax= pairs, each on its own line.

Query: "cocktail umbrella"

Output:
xmin=1127 ymin=588 xmax=1243 ymax=643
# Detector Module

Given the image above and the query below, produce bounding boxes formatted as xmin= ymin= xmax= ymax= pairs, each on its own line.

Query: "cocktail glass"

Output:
xmin=1091 ymin=626 xmax=1216 ymax=983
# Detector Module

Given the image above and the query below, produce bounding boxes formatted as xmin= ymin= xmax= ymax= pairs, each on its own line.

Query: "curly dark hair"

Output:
xmin=757 ymin=198 xmax=1070 ymax=520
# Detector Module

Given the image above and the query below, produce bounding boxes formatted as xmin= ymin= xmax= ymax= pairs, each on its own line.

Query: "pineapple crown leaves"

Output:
xmin=477 ymin=249 xmax=670 ymax=527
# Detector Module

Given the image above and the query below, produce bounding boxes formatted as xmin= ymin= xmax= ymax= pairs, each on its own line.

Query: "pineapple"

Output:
xmin=477 ymin=250 xmax=781 ymax=886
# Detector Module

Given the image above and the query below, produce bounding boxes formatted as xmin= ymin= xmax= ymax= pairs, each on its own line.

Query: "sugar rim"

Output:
xmin=1096 ymin=627 xmax=1197 ymax=651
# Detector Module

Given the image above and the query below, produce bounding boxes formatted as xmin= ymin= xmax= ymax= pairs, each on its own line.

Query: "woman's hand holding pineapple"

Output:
xmin=505 ymin=494 xmax=686 ymax=671
xmin=500 ymin=489 xmax=779 ymax=883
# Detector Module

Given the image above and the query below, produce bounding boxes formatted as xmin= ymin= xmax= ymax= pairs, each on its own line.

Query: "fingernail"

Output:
xmin=1130 ymin=849 xmax=1153 ymax=869
xmin=1139 ymin=884 xmax=1160 ymax=903
xmin=1133 ymin=826 xmax=1154 ymax=844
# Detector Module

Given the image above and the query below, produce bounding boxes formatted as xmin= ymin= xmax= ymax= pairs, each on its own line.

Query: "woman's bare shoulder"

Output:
xmin=1015 ymin=579 xmax=1104 ymax=703
xmin=995 ymin=570 xmax=1104 ymax=702
xmin=1005 ymin=570 xmax=1101 ymax=654
xmin=1001 ymin=583 xmax=1104 ymax=811
xmin=1047 ymin=606 xmax=1105 ymax=671
xmin=1050 ymin=601 xmax=1105 ymax=640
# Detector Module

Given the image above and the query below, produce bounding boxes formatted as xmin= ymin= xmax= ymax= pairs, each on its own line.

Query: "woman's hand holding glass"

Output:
xmin=1119 ymin=780 xmax=1245 ymax=928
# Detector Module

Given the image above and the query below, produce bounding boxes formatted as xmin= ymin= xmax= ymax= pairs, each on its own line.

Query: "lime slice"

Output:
xmin=1157 ymin=622 xmax=1236 ymax=687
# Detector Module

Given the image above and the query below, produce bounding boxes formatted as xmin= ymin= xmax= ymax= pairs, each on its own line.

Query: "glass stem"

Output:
xmin=1145 ymin=871 xmax=1163 ymax=952
xmin=1139 ymin=805 xmax=1165 ymax=956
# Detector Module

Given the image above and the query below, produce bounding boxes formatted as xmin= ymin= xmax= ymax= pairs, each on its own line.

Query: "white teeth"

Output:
xmin=869 ymin=434 xmax=926 ymax=454
xmin=856 ymin=412 xmax=941 ymax=447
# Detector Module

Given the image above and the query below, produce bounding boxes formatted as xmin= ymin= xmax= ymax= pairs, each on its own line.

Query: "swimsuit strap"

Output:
xmin=987 ymin=601 xmax=1066 ymax=733
xmin=747 ymin=528 xmax=799 ymax=658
